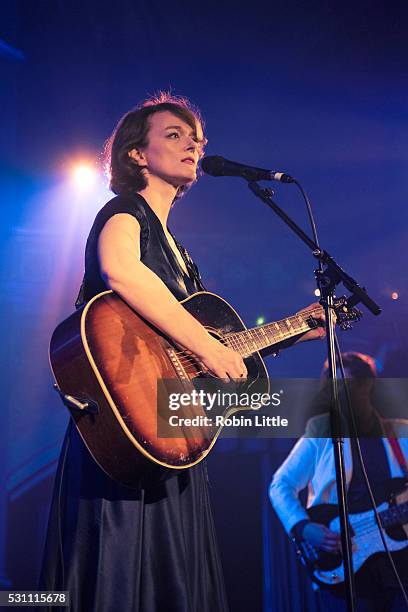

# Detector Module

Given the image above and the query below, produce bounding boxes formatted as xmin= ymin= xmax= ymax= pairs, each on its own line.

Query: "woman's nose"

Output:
xmin=185 ymin=135 xmax=198 ymax=151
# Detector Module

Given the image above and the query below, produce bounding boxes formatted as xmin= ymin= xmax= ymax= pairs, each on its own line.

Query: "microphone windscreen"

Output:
xmin=200 ymin=156 xmax=225 ymax=176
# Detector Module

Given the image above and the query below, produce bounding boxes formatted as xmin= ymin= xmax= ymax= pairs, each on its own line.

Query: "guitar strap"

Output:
xmin=170 ymin=233 xmax=207 ymax=291
xmin=383 ymin=421 xmax=408 ymax=479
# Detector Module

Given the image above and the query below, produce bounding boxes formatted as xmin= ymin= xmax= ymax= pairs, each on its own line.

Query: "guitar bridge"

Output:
xmin=166 ymin=348 xmax=189 ymax=380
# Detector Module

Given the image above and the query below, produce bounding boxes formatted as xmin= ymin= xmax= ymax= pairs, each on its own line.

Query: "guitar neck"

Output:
xmin=380 ymin=500 xmax=408 ymax=529
xmin=224 ymin=307 xmax=321 ymax=357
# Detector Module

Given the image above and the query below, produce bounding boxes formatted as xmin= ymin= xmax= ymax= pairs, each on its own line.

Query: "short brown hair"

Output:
xmin=105 ymin=92 xmax=207 ymax=198
xmin=322 ymin=352 xmax=377 ymax=379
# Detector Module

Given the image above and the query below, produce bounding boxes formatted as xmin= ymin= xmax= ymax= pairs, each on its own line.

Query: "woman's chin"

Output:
xmin=171 ymin=174 xmax=197 ymax=188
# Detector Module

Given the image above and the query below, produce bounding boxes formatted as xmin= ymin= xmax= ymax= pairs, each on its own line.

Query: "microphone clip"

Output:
xmin=248 ymin=182 xmax=275 ymax=199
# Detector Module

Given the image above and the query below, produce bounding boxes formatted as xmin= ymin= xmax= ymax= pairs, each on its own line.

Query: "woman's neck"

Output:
xmin=138 ymin=177 xmax=178 ymax=229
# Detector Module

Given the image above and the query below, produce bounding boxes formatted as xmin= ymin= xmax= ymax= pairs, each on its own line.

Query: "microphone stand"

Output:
xmin=247 ymin=181 xmax=381 ymax=612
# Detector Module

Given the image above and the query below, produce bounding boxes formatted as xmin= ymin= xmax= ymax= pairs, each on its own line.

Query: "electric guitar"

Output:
xmin=293 ymin=477 xmax=408 ymax=592
xmin=50 ymin=290 xmax=359 ymax=487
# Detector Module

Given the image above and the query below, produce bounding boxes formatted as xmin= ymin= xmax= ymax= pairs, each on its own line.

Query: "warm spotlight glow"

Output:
xmin=256 ymin=316 xmax=265 ymax=325
xmin=314 ymin=288 xmax=321 ymax=297
xmin=391 ymin=292 xmax=399 ymax=300
xmin=72 ymin=163 xmax=98 ymax=189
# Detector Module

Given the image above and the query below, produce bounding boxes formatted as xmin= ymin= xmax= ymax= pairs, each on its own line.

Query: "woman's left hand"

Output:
xmin=295 ymin=302 xmax=335 ymax=343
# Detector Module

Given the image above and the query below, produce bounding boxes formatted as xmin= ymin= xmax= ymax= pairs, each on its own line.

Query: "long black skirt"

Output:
xmin=39 ymin=421 xmax=229 ymax=612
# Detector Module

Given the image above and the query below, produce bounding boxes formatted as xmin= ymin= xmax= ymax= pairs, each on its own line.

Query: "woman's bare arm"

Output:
xmin=98 ymin=213 xmax=246 ymax=379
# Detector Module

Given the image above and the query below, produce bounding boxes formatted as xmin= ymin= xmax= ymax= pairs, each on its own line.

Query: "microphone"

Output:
xmin=201 ymin=155 xmax=294 ymax=183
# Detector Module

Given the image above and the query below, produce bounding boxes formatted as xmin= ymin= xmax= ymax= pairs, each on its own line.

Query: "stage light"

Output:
xmin=391 ymin=292 xmax=399 ymax=300
xmin=256 ymin=316 xmax=265 ymax=325
xmin=314 ymin=288 xmax=321 ymax=297
xmin=72 ymin=163 xmax=98 ymax=189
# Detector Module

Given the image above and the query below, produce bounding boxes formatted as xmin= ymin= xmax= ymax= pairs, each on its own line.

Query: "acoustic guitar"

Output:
xmin=50 ymin=290 xmax=359 ymax=487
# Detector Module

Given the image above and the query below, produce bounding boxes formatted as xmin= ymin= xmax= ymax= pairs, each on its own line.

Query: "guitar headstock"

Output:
xmin=333 ymin=296 xmax=363 ymax=331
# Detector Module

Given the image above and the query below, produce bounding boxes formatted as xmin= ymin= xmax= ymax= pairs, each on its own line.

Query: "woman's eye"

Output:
xmin=167 ymin=132 xmax=180 ymax=139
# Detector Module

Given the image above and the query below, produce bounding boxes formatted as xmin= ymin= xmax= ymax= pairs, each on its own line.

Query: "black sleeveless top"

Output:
xmin=76 ymin=192 xmax=205 ymax=307
xmin=40 ymin=193 xmax=230 ymax=611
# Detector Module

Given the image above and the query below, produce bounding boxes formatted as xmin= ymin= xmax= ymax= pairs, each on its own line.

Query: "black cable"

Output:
xmin=293 ymin=179 xmax=325 ymax=290
xmin=335 ymin=336 xmax=408 ymax=608
xmin=293 ymin=180 xmax=320 ymax=252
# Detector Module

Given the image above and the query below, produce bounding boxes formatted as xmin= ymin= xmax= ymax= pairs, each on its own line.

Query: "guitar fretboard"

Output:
xmin=380 ymin=500 xmax=408 ymax=529
xmin=224 ymin=307 xmax=321 ymax=357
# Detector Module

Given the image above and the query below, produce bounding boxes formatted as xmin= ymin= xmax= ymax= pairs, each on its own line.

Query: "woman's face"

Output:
xmin=130 ymin=110 xmax=204 ymax=188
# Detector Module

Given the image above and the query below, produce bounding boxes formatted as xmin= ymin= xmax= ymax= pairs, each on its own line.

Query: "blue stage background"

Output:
xmin=1 ymin=1 xmax=407 ymax=610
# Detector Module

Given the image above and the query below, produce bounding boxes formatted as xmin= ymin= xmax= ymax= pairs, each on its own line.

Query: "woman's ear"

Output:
xmin=128 ymin=148 xmax=146 ymax=165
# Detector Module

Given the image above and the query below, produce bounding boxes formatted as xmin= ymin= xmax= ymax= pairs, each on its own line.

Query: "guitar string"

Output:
xmin=326 ymin=505 xmax=408 ymax=539
xmin=349 ymin=510 xmax=406 ymax=534
xmin=173 ymin=321 xmax=311 ymax=366
xmin=349 ymin=504 xmax=408 ymax=531
xmin=223 ymin=307 xmax=322 ymax=350
xmin=172 ymin=321 xmax=317 ymax=369
xmin=173 ymin=303 xmax=345 ymax=367
xmin=173 ymin=310 xmax=318 ymax=358
xmin=171 ymin=306 xmax=325 ymax=371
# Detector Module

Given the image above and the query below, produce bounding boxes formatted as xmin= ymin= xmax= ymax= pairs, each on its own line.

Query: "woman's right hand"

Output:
xmin=303 ymin=522 xmax=341 ymax=553
xmin=196 ymin=336 xmax=247 ymax=380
